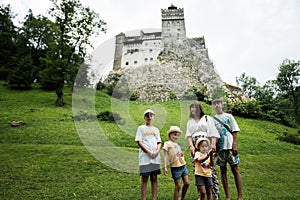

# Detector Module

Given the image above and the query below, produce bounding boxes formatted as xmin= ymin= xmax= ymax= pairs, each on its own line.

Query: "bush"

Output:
xmin=96 ymin=111 xmax=124 ymax=124
xmin=169 ymin=91 xmax=177 ymax=100
xmin=228 ymin=100 xmax=261 ymax=119
xmin=73 ymin=111 xmax=95 ymax=121
xmin=277 ymin=131 xmax=300 ymax=145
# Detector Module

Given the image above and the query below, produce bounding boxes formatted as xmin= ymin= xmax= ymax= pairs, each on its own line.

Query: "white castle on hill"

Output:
xmin=105 ymin=4 xmax=244 ymax=102
xmin=113 ymin=4 xmax=201 ymax=71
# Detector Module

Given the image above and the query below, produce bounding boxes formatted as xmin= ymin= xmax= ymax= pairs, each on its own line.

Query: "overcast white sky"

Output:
xmin=2 ymin=0 xmax=300 ymax=86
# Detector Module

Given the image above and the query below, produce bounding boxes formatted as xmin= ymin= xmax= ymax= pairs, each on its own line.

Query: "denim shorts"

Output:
xmin=171 ymin=165 xmax=188 ymax=180
xmin=216 ymin=150 xmax=240 ymax=167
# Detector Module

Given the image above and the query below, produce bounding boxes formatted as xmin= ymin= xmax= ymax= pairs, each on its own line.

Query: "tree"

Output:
xmin=236 ymin=72 xmax=260 ymax=99
xmin=40 ymin=0 xmax=106 ymax=106
xmin=0 ymin=4 xmax=17 ymax=81
xmin=20 ymin=10 xmax=55 ymax=82
xmin=276 ymin=59 xmax=300 ymax=123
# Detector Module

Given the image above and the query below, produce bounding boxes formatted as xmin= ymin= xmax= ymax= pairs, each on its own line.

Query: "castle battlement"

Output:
xmin=161 ymin=5 xmax=184 ymax=20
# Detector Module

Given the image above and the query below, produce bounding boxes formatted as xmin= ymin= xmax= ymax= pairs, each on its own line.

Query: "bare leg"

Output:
xmin=231 ymin=165 xmax=242 ymax=200
xmin=206 ymin=185 xmax=213 ymax=200
xmin=174 ymin=179 xmax=181 ymax=200
xmin=181 ymin=175 xmax=190 ymax=200
xmin=150 ymin=174 xmax=158 ymax=200
xmin=198 ymin=185 xmax=207 ymax=200
xmin=220 ymin=166 xmax=230 ymax=200
xmin=141 ymin=176 xmax=149 ymax=200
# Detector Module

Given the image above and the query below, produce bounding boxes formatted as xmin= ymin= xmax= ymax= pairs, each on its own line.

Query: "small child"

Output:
xmin=163 ymin=126 xmax=190 ymax=200
xmin=194 ymin=137 xmax=214 ymax=200
xmin=135 ymin=109 xmax=162 ymax=200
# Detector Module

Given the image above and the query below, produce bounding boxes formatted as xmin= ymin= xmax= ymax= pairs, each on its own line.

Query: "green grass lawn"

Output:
xmin=0 ymin=84 xmax=299 ymax=199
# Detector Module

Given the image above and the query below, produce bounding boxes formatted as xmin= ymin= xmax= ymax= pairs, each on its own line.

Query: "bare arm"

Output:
xmin=210 ymin=137 xmax=217 ymax=152
xmin=137 ymin=141 xmax=161 ymax=158
xmin=209 ymin=151 xmax=214 ymax=166
xmin=195 ymin=150 xmax=211 ymax=163
xmin=137 ymin=141 xmax=151 ymax=154
xmin=232 ymin=132 xmax=238 ymax=155
xmin=187 ymin=136 xmax=195 ymax=156
xmin=163 ymin=150 xmax=168 ymax=176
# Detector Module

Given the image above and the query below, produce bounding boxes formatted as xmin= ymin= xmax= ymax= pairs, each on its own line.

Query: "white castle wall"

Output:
xmin=121 ymin=37 xmax=162 ymax=68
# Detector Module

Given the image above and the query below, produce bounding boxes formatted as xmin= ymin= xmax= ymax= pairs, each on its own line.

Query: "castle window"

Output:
xmin=149 ymin=49 xmax=152 ymax=52
xmin=145 ymin=58 xmax=148 ymax=61
xmin=125 ymin=62 xmax=129 ymax=65
xmin=177 ymin=28 xmax=181 ymax=31
xmin=134 ymin=61 xmax=137 ymax=64
xmin=150 ymin=57 xmax=153 ymax=61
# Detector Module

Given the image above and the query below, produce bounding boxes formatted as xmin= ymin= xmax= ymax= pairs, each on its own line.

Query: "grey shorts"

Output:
xmin=139 ymin=163 xmax=161 ymax=176
xmin=195 ymin=175 xmax=213 ymax=187
xmin=216 ymin=150 xmax=240 ymax=167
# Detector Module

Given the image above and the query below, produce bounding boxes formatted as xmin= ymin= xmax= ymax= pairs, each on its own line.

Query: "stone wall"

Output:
xmin=105 ymin=37 xmax=226 ymax=102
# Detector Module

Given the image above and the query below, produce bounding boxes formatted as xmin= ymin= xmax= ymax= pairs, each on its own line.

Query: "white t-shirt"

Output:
xmin=135 ymin=125 xmax=161 ymax=166
xmin=185 ymin=115 xmax=220 ymax=140
xmin=214 ymin=113 xmax=240 ymax=150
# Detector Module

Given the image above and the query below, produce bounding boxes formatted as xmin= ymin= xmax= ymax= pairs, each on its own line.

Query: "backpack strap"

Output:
xmin=213 ymin=116 xmax=232 ymax=134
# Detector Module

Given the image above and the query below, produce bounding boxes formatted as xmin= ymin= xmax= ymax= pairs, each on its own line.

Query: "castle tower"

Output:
xmin=113 ymin=32 xmax=126 ymax=70
xmin=161 ymin=4 xmax=186 ymax=45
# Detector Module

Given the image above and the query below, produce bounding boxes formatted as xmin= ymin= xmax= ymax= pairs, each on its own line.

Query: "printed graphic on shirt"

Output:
xmin=201 ymin=158 xmax=210 ymax=169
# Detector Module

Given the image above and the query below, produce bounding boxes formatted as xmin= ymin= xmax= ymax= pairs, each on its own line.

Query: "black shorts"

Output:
xmin=195 ymin=175 xmax=213 ymax=187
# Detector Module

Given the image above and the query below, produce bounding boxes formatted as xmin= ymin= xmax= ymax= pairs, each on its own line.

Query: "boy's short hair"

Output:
xmin=212 ymin=99 xmax=223 ymax=105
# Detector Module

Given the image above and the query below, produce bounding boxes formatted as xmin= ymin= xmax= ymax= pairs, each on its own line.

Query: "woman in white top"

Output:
xmin=185 ymin=102 xmax=220 ymax=200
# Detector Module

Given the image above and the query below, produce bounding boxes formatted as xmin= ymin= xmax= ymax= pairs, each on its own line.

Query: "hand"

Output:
xmin=211 ymin=144 xmax=216 ymax=153
xmin=232 ymin=143 xmax=238 ymax=156
xmin=190 ymin=145 xmax=195 ymax=156
xmin=164 ymin=168 xmax=168 ymax=176
xmin=149 ymin=151 xmax=158 ymax=158
xmin=208 ymin=149 xmax=212 ymax=155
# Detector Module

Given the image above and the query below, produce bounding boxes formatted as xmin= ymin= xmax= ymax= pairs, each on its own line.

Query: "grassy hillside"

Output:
xmin=0 ymin=84 xmax=299 ymax=200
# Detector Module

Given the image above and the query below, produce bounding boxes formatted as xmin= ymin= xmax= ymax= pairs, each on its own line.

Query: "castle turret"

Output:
xmin=113 ymin=32 xmax=126 ymax=70
xmin=161 ymin=4 xmax=186 ymax=45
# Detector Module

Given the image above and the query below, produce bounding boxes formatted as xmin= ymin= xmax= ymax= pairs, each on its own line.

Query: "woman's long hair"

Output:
xmin=189 ymin=102 xmax=205 ymax=119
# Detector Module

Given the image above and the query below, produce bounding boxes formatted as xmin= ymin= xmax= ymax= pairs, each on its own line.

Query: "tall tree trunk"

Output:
xmin=55 ymin=82 xmax=64 ymax=106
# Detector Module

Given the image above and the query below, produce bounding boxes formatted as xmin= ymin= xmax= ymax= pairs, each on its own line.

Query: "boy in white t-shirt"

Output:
xmin=212 ymin=99 xmax=242 ymax=200
xmin=135 ymin=109 xmax=162 ymax=200
xmin=163 ymin=126 xmax=190 ymax=200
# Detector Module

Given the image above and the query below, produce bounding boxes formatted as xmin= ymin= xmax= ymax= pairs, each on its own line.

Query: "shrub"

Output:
xmin=73 ymin=111 xmax=95 ymax=121
xmin=228 ymin=100 xmax=261 ymax=118
xmin=277 ymin=131 xmax=300 ymax=145
xmin=169 ymin=91 xmax=177 ymax=100
xmin=97 ymin=111 xmax=124 ymax=124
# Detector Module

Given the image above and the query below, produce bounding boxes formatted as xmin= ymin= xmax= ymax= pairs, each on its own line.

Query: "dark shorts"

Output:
xmin=195 ymin=175 xmax=213 ymax=187
xmin=171 ymin=165 xmax=189 ymax=180
xmin=216 ymin=150 xmax=240 ymax=167
xmin=139 ymin=163 xmax=161 ymax=176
